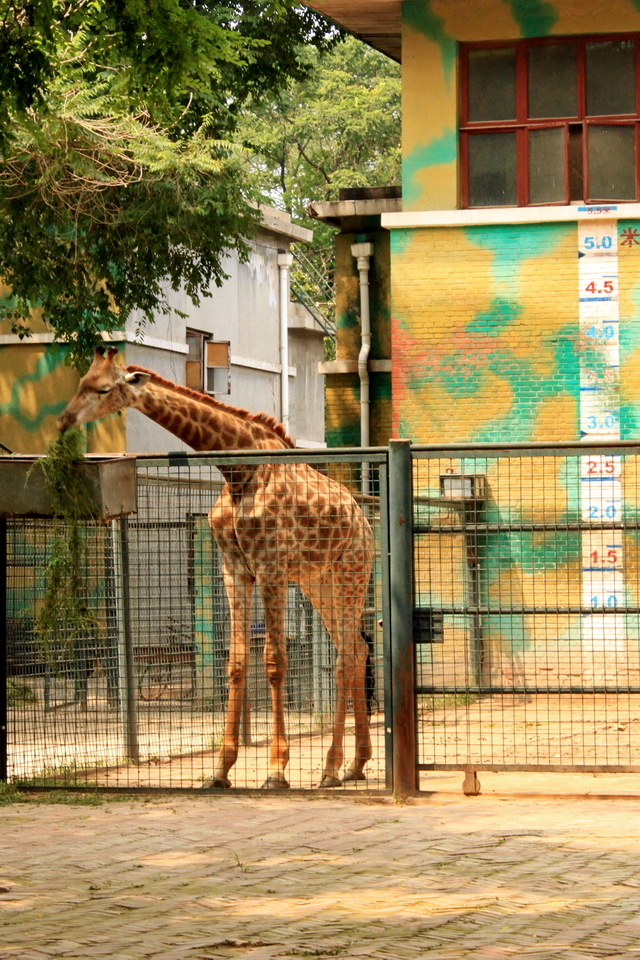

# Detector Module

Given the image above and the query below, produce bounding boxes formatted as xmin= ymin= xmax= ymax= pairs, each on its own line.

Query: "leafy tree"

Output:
xmin=0 ymin=2 xmax=338 ymax=367
xmin=239 ymin=36 xmax=401 ymax=284
xmin=0 ymin=2 xmax=336 ymax=143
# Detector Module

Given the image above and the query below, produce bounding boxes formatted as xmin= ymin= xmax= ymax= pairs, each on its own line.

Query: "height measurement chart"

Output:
xmin=578 ymin=217 xmax=625 ymax=678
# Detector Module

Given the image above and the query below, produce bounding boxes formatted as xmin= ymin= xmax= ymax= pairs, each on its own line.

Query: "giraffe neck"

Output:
xmin=128 ymin=371 xmax=291 ymax=451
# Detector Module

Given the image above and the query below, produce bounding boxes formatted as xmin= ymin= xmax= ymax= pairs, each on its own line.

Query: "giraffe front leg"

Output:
xmin=203 ymin=567 xmax=254 ymax=789
xmin=320 ymin=648 xmax=349 ymax=787
xmin=260 ymin=579 xmax=290 ymax=789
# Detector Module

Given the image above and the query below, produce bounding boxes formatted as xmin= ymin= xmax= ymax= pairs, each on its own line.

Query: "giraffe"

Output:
xmin=58 ymin=347 xmax=374 ymax=788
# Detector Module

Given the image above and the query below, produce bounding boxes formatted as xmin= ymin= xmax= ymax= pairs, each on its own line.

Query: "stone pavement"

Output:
xmin=3 ymin=776 xmax=640 ymax=960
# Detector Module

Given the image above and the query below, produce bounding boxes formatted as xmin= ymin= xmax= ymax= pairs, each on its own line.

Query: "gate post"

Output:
xmin=0 ymin=518 xmax=7 ymax=782
xmin=388 ymin=440 xmax=417 ymax=796
xmin=115 ymin=518 xmax=140 ymax=762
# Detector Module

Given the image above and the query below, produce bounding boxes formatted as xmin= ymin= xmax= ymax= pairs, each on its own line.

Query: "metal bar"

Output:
xmin=415 ymin=606 xmax=640 ymax=615
xmin=116 ymin=519 xmax=139 ymax=762
xmin=416 ymin=685 xmax=640 ymax=694
xmin=379 ymin=461 xmax=393 ymax=790
xmin=137 ymin=447 xmax=389 ymax=466
xmin=137 ymin=477 xmax=225 ymax=491
xmin=412 ymin=440 xmax=640 ymax=456
xmin=126 ymin=521 xmax=190 ymax=531
xmin=0 ymin=519 xmax=6 ymax=782
xmin=290 ymin=280 xmax=335 ymax=338
xmin=418 ymin=763 xmax=640 ymax=773
xmin=461 ymin=504 xmax=483 ymax=686
xmin=388 ymin=439 xmax=417 ymax=797
xmin=311 ymin=596 xmax=325 ymax=718
xmin=103 ymin=525 xmax=121 ymax=710
xmin=240 ymin=687 xmax=252 ymax=747
xmin=291 ymin=247 xmax=335 ymax=303
xmin=415 ymin=521 xmax=640 ymax=533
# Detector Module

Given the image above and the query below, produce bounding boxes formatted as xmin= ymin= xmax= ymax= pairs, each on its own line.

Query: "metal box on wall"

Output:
xmin=0 ymin=455 xmax=137 ymax=519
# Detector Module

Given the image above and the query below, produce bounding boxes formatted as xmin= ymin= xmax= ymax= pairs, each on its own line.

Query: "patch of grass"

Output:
xmin=6 ymin=679 xmax=37 ymax=706
xmin=419 ymin=693 xmax=478 ymax=713
xmin=18 ymin=758 xmax=86 ymax=786
xmin=0 ymin=782 xmax=28 ymax=805
xmin=29 ymin=790 xmax=104 ymax=806
xmin=0 ymin=781 xmax=104 ymax=805
xmin=0 ymin=782 xmax=173 ymax=806
xmin=230 ymin=851 xmax=248 ymax=872
xmin=277 ymin=949 xmax=346 ymax=958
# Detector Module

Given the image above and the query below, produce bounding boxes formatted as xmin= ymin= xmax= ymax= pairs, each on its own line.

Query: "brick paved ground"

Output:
xmin=3 ymin=778 xmax=640 ymax=960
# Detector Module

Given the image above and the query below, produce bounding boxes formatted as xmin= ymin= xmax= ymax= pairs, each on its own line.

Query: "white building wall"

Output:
xmin=122 ymin=210 xmax=325 ymax=453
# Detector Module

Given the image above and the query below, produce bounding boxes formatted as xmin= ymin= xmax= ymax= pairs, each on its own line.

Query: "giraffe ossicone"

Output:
xmin=58 ymin=346 xmax=374 ymax=788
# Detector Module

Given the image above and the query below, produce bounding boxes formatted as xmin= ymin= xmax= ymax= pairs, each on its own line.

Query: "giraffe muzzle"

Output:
xmin=57 ymin=410 xmax=76 ymax=433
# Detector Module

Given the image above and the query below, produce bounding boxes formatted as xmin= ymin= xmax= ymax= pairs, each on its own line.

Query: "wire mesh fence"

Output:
xmin=10 ymin=440 xmax=640 ymax=795
xmin=412 ymin=442 xmax=640 ymax=783
xmin=6 ymin=450 xmax=387 ymax=791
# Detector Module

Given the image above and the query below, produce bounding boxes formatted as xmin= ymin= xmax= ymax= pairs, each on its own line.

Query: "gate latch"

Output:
xmin=413 ymin=608 xmax=444 ymax=643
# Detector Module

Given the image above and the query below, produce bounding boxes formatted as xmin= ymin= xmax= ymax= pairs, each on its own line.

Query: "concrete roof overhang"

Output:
xmin=302 ymin=1 xmax=402 ymax=61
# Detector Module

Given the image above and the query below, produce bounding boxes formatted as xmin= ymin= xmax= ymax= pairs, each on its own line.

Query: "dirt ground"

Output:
xmin=3 ymin=773 xmax=640 ymax=959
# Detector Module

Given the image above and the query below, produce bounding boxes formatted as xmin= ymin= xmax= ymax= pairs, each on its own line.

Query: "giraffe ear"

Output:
xmin=123 ymin=371 xmax=152 ymax=387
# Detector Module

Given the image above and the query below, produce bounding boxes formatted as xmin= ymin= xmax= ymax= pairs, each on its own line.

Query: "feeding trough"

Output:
xmin=0 ymin=455 xmax=137 ymax=519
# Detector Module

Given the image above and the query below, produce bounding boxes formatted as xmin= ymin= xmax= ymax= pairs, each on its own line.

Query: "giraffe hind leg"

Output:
xmin=259 ymin=577 xmax=290 ymax=789
xmin=302 ymin=578 xmax=372 ymax=788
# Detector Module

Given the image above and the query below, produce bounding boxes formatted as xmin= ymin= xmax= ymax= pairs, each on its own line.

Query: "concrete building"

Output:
xmin=310 ymin=186 xmax=400 ymax=449
xmin=0 ymin=207 xmax=326 ymax=453
xmin=304 ymin=0 xmax=640 ymax=448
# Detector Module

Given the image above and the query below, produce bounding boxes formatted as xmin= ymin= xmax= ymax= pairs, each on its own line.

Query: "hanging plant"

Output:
xmin=32 ymin=428 xmax=101 ymax=674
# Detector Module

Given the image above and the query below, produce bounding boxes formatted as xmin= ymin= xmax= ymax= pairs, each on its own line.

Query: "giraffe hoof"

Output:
xmin=261 ymin=777 xmax=290 ymax=790
xmin=201 ymin=776 xmax=231 ymax=789
xmin=342 ymin=769 xmax=367 ymax=783
xmin=319 ymin=775 xmax=342 ymax=788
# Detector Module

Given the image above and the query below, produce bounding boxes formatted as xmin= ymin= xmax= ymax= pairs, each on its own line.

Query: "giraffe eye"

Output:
xmin=95 ymin=388 xmax=112 ymax=395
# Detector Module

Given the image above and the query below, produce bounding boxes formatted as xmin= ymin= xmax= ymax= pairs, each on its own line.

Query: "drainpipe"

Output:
xmin=351 ymin=241 xmax=374 ymax=492
xmin=277 ymin=251 xmax=293 ymax=428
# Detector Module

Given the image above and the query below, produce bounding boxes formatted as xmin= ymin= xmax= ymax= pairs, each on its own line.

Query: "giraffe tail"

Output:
xmin=361 ymin=630 xmax=377 ymax=718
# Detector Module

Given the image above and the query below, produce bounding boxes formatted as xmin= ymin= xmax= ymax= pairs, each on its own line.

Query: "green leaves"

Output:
xmin=0 ymin=3 xmax=333 ymax=368
xmin=33 ymin=426 xmax=101 ymax=664
xmin=240 ymin=36 xmax=401 ymax=281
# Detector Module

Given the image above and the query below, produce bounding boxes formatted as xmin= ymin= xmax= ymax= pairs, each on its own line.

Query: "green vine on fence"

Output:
xmin=33 ymin=428 xmax=101 ymax=668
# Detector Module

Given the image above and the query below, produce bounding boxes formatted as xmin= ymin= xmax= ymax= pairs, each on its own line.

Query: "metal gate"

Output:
xmin=6 ymin=439 xmax=640 ymax=794
xmin=388 ymin=439 xmax=640 ymax=795
xmin=2 ymin=448 xmax=389 ymax=791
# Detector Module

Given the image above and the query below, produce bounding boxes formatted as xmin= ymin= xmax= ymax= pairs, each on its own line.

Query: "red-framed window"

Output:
xmin=460 ymin=35 xmax=640 ymax=207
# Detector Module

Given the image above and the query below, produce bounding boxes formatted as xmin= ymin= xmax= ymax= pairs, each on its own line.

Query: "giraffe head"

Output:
xmin=57 ymin=346 xmax=151 ymax=432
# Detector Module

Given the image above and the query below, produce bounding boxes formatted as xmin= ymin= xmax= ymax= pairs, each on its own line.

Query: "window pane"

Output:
xmin=207 ymin=366 xmax=230 ymax=394
xmin=588 ymin=125 xmax=636 ymax=200
xmin=468 ymin=132 xmax=517 ymax=206
xmin=186 ymin=333 xmax=202 ymax=362
xmin=529 ymin=127 xmax=565 ymax=203
xmin=207 ymin=341 xmax=229 ymax=367
xmin=528 ymin=44 xmax=577 ymax=118
xmin=186 ymin=362 xmax=202 ymax=390
xmin=468 ymin=48 xmax=516 ymax=121
xmin=586 ymin=40 xmax=636 ymax=116
xmin=568 ymin=125 xmax=584 ymax=201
